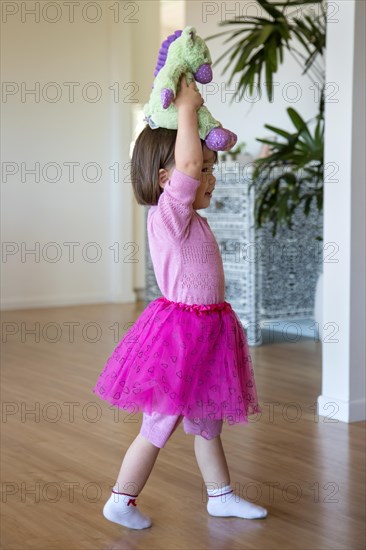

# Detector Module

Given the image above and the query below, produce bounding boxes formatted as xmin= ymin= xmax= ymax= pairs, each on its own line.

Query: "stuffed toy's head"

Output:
xmin=153 ymin=27 xmax=213 ymax=85
xmin=143 ymin=26 xmax=237 ymax=152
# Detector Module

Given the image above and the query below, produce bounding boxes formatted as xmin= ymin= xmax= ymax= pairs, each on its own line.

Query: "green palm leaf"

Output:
xmin=205 ymin=0 xmax=325 ymax=236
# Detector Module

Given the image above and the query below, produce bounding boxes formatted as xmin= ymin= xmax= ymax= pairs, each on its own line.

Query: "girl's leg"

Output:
xmin=103 ymin=413 xmax=182 ymax=530
xmin=103 ymin=434 xmax=159 ymax=530
xmin=103 ymin=434 xmax=160 ymax=529
xmin=194 ymin=434 xmax=267 ymax=519
xmin=113 ymin=433 xmax=160 ymax=494
xmin=194 ymin=434 xmax=230 ymax=486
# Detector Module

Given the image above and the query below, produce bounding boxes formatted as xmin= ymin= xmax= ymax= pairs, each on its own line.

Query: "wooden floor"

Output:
xmin=1 ymin=302 xmax=365 ymax=550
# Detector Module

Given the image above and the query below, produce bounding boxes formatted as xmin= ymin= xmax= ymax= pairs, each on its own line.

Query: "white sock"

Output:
xmin=207 ymin=484 xmax=268 ymax=519
xmin=103 ymin=490 xmax=152 ymax=529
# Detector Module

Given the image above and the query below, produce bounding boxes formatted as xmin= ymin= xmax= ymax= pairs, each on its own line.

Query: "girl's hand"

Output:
xmin=173 ymin=75 xmax=204 ymax=111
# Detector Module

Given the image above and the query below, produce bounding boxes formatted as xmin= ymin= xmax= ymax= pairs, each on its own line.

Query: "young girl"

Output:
xmin=92 ymin=76 xmax=268 ymax=529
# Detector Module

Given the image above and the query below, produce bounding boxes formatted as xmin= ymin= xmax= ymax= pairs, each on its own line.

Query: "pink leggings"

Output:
xmin=140 ymin=411 xmax=223 ymax=448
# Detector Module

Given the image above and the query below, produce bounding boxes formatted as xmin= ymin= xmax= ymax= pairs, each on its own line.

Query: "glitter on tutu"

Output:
xmin=92 ymin=296 xmax=261 ymax=425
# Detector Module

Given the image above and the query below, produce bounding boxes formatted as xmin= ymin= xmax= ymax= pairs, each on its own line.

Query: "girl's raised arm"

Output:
xmin=174 ymin=76 xmax=203 ymax=180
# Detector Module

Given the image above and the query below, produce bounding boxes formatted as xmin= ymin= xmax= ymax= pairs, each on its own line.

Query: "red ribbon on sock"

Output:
xmin=111 ymin=490 xmax=138 ymax=506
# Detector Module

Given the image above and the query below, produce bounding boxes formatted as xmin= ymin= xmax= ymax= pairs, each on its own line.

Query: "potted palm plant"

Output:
xmin=206 ymin=0 xmax=326 ymax=237
xmin=206 ymin=0 xmax=326 ymax=335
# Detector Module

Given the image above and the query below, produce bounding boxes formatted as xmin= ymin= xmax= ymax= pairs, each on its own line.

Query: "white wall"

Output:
xmin=130 ymin=2 xmax=161 ymax=294
xmin=161 ymin=0 xmax=186 ymax=42
xmin=1 ymin=0 xmax=161 ymax=309
xmin=318 ymin=0 xmax=366 ymax=422
xmin=0 ymin=0 xmax=321 ymax=310
xmin=185 ymin=0 xmax=320 ymax=156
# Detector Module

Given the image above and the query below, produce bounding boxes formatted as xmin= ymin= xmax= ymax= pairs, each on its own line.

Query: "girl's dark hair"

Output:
xmin=131 ymin=126 xmax=176 ymax=206
xmin=131 ymin=125 xmax=218 ymax=206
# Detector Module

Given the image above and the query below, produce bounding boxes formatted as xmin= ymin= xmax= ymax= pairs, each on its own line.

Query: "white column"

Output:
xmin=318 ymin=0 xmax=366 ymax=422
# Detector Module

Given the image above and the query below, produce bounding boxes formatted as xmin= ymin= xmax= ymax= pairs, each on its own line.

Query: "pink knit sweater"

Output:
xmin=147 ymin=168 xmax=225 ymax=305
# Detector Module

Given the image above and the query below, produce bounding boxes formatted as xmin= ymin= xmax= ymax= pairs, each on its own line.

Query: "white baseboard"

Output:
xmin=317 ymin=394 xmax=366 ymax=422
xmin=0 ymin=292 xmax=136 ymax=311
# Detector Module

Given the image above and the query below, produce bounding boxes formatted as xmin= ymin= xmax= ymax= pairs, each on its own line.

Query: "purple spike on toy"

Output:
xmin=153 ymin=29 xmax=183 ymax=79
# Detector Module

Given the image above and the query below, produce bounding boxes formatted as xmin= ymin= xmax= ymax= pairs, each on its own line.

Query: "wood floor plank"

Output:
xmin=1 ymin=302 xmax=365 ymax=549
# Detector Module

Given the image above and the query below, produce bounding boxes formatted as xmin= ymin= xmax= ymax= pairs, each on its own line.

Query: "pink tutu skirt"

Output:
xmin=92 ymin=297 xmax=261 ymax=425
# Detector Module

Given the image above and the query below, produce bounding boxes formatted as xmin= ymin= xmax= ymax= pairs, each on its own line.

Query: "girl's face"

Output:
xmin=192 ymin=145 xmax=217 ymax=211
xmin=159 ymin=145 xmax=217 ymax=210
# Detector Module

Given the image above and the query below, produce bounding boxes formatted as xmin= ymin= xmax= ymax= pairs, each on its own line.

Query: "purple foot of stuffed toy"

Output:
xmin=205 ymin=128 xmax=237 ymax=151
xmin=161 ymin=88 xmax=175 ymax=109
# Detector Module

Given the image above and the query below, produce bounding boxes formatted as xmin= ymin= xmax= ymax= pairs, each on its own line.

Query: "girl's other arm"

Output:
xmin=174 ymin=76 xmax=203 ymax=180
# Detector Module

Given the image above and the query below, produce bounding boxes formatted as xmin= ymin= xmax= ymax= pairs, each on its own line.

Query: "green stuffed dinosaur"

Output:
xmin=143 ymin=26 xmax=237 ymax=151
